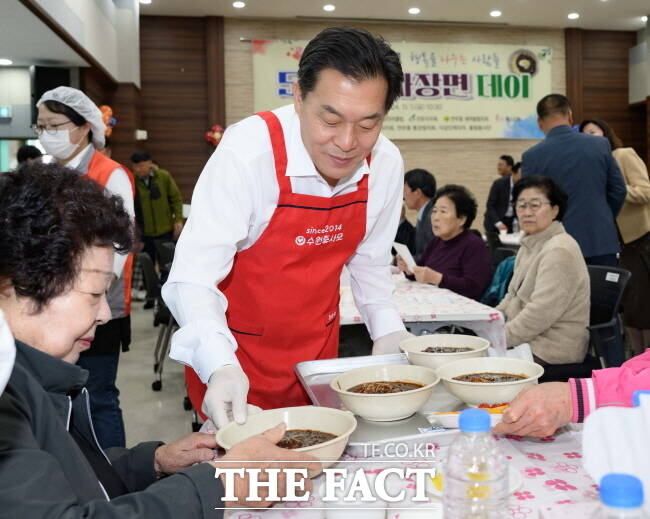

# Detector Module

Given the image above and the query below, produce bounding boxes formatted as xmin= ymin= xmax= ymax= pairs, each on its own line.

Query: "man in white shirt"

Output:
xmin=163 ymin=27 xmax=412 ymax=428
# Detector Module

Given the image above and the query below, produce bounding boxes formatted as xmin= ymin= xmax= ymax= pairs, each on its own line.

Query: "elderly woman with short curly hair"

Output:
xmin=0 ymin=163 xmax=317 ymax=518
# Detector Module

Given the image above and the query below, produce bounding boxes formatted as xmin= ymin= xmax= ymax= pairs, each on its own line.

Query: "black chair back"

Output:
xmin=137 ymin=252 xmax=160 ymax=300
xmin=587 ymin=265 xmax=631 ymax=326
xmin=154 ymin=240 xmax=176 ymax=269
xmin=493 ymin=247 xmax=516 ymax=268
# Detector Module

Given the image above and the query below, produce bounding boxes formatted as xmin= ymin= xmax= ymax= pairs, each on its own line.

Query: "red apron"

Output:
xmin=185 ymin=110 xmax=369 ymax=415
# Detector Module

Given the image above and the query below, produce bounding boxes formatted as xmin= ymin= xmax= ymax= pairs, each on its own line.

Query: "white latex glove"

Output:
xmin=199 ymin=405 xmax=263 ymax=435
xmin=371 ymin=329 xmax=415 ymax=355
xmin=203 ymin=364 xmax=251 ymax=429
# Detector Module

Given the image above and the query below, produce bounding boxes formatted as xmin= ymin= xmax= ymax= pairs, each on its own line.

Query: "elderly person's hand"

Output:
xmin=412 ymin=266 xmax=443 ymax=285
xmin=212 ymin=423 xmax=321 ymax=508
xmin=493 ymin=382 xmax=572 ymax=437
xmin=154 ymin=432 xmax=218 ymax=475
xmin=396 ymin=255 xmax=412 ymax=274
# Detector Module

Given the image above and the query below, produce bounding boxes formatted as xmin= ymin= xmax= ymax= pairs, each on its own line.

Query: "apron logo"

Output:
xmin=327 ymin=311 xmax=338 ymax=324
xmin=295 ymin=235 xmax=306 ymax=246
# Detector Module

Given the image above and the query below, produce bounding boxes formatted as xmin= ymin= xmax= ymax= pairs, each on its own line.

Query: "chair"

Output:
xmin=154 ymin=240 xmax=176 ymax=278
xmin=492 ymin=247 xmax=516 ymax=269
xmin=538 ymin=265 xmax=631 ymax=382
xmin=587 ymin=265 xmax=631 ymax=368
xmin=136 ymin=253 xmax=178 ymax=391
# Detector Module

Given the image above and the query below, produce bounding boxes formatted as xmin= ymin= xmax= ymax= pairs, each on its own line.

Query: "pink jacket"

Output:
xmin=569 ymin=350 xmax=650 ymax=422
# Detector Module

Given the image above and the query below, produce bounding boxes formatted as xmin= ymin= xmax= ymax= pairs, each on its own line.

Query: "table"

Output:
xmin=224 ymin=427 xmax=599 ymax=518
xmin=499 ymin=232 xmax=523 ymax=248
xmin=340 ymin=274 xmax=507 ymax=351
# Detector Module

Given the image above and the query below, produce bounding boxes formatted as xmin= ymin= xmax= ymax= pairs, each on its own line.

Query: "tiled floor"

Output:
xmin=117 ymin=304 xmax=196 ymax=447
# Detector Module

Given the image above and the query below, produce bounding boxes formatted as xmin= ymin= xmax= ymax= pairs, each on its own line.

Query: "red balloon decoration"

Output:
xmin=204 ymin=124 xmax=225 ymax=147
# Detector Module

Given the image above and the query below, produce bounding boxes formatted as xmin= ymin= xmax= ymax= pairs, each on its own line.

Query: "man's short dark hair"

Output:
xmin=16 ymin=145 xmax=42 ymax=164
xmin=130 ymin=151 xmax=152 ymax=163
xmin=499 ymin=155 xmax=515 ymax=168
xmin=0 ymin=163 xmax=133 ymax=312
xmin=404 ymin=168 xmax=436 ymax=198
xmin=536 ymin=94 xmax=571 ymax=119
xmin=511 ymin=175 xmax=568 ymax=221
xmin=434 ymin=184 xmax=478 ymax=229
xmin=297 ymin=27 xmax=403 ymax=112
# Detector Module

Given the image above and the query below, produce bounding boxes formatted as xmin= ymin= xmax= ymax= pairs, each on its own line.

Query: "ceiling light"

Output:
xmin=139 ymin=0 xmax=152 ymax=4
xmin=408 ymin=7 xmax=421 ymax=15
xmin=0 ymin=58 xmax=13 ymax=66
xmin=323 ymin=4 xmax=336 ymax=12
xmin=232 ymin=1 xmax=246 ymax=7
xmin=490 ymin=10 xmax=502 ymax=17
xmin=567 ymin=12 xmax=580 ymax=20
xmin=643 ymin=15 xmax=648 ymax=22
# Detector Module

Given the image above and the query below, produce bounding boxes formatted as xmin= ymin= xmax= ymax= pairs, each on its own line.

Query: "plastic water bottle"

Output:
xmin=512 ymin=218 xmax=520 ymax=234
xmin=592 ymin=473 xmax=648 ymax=518
xmin=443 ymin=408 xmax=509 ymax=519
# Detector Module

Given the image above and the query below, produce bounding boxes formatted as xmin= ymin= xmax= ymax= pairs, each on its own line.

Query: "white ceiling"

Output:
xmin=141 ymin=0 xmax=649 ymax=32
xmin=0 ymin=1 xmax=88 ymax=67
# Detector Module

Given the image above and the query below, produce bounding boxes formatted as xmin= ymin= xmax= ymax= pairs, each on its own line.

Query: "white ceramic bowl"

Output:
xmin=330 ymin=364 xmax=440 ymax=422
xmin=400 ymin=334 xmax=490 ymax=370
xmin=436 ymin=357 xmax=544 ymax=406
xmin=216 ymin=406 xmax=357 ymax=472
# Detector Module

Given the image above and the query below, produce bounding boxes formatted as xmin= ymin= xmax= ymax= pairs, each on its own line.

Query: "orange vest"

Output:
xmin=85 ymin=151 xmax=136 ymax=316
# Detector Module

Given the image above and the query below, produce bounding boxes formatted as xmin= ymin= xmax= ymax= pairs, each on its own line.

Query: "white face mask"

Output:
xmin=39 ymin=129 xmax=80 ymax=160
xmin=0 ymin=310 xmax=15 ymax=395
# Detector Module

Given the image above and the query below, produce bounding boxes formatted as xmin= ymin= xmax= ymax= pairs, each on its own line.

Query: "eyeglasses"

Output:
xmin=30 ymin=120 xmax=74 ymax=135
xmin=515 ymin=199 xmax=551 ymax=212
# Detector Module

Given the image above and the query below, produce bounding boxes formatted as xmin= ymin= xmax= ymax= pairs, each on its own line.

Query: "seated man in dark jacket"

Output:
xmin=0 ymin=164 xmax=317 ymax=518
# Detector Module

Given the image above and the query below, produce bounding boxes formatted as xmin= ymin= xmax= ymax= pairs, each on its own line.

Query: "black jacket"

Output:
xmin=0 ymin=341 xmax=223 ymax=518
xmin=484 ymin=175 xmax=514 ymax=233
xmin=414 ymin=199 xmax=435 ymax=261
xmin=394 ymin=219 xmax=416 ymax=255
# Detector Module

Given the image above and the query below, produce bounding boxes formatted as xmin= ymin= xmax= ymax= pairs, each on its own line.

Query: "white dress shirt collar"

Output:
xmin=284 ymin=106 xmax=370 ymax=194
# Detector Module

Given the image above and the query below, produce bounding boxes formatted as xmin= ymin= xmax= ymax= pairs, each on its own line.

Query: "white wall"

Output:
xmin=0 ymin=68 xmax=32 ymax=138
xmin=30 ymin=0 xmax=140 ymax=85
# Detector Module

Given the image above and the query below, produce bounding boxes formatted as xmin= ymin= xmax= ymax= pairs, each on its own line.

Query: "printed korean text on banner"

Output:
xmin=252 ymin=40 xmax=553 ymax=140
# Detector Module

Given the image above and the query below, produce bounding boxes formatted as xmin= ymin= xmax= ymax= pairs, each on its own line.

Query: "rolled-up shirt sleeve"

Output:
xmin=346 ymin=148 xmax=405 ymax=340
xmin=162 ymin=145 xmax=258 ymax=383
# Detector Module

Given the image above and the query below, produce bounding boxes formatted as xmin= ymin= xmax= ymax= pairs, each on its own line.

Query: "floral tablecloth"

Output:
xmin=224 ymin=427 xmax=599 ymax=518
xmin=340 ymin=274 xmax=507 ymax=351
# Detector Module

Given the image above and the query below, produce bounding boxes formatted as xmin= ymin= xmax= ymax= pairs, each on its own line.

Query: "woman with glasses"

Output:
xmin=397 ymin=184 xmax=492 ymax=300
xmin=580 ymin=119 xmax=650 ymax=357
xmin=496 ymin=175 xmax=590 ymax=365
xmin=35 ymin=86 xmax=135 ymax=450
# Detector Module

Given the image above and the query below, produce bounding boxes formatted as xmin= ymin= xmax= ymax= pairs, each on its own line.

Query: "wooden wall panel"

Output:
xmin=80 ymin=67 xmax=116 ymax=107
xmin=110 ymin=84 xmax=142 ymax=167
xmin=139 ymin=16 xmax=213 ymax=201
xmin=224 ymin=19 xmax=566 ymax=226
xmin=566 ymin=29 xmax=646 ymax=162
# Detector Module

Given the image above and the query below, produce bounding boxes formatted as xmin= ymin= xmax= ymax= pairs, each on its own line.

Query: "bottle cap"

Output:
xmin=458 ymin=408 xmax=491 ymax=433
xmin=632 ymin=390 xmax=650 ymax=407
xmin=600 ymin=473 xmax=644 ymax=508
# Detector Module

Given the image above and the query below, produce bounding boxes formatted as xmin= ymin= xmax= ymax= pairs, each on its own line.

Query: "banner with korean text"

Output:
xmin=252 ymin=40 xmax=552 ymax=139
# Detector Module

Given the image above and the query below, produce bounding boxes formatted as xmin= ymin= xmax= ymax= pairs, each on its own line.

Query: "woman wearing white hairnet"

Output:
xmin=35 ymin=86 xmax=135 ymax=450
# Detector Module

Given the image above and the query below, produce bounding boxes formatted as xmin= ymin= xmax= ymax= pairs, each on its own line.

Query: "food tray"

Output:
xmin=295 ymin=354 xmax=463 ymax=457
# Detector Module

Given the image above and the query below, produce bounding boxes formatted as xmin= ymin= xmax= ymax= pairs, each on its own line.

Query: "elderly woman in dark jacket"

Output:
xmin=0 ymin=164 xmax=316 ymax=518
